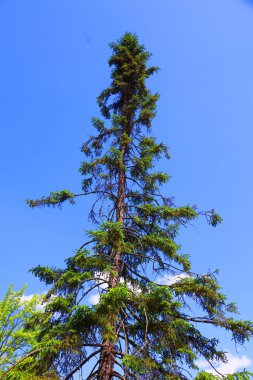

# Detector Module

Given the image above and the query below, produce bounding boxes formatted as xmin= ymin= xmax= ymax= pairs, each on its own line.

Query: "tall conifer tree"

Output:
xmin=25 ymin=33 xmax=252 ymax=379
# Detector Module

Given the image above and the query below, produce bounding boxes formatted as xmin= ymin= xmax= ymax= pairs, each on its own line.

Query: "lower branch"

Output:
xmin=64 ymin=349 xmax=101 ymax=380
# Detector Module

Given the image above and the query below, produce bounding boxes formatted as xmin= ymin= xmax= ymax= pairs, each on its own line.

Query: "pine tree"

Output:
xmin=24 ymin=33 xmax=253 ymax=379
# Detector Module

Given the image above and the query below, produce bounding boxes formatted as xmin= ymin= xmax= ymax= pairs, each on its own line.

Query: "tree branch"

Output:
xmin=64 ymin=349 xmax=101 ymax=380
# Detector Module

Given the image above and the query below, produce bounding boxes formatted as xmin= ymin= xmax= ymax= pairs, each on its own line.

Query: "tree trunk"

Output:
xmin=97 ymin=141 xmax=126 ymax=379
xmin=97 ymin=341 xmax=116 ymax=380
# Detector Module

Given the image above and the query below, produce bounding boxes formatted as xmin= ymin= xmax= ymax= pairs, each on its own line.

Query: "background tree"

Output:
xmin=0 ymin=286 xmax=60 ymax=380
xmin=0 ymin=285 xmax=40 ymax=376
xmin=0 ymin=286 xmax=40 ymax=377
xmin=23 ymin=33 xmax=253 ymax=379
xmin=195 ymin=371 xmax=253 ymax=380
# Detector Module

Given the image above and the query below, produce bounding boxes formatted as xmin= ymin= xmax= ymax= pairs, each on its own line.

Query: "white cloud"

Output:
xmin=197 ymin=359 xmax=209 ymax=368
xmin=20 ymin=294 xmax=36 ymax=303
xmin=157 ymin=273 xmax=190 ymax=286
xmin=87 ymin=271 xmax=143 ymax=306
xmin=197 ymin=352 xmax=252 ymax=376
xmin=87 ymin=275 xmax=142 ymax=305
xmin=120 ymin=278 xmax=142 ymax=294
xmin=20 ymin=292 xmax=55 ymax=310
xmin=94 ymin=271 xmax=109 ymax=286
xmin=21 ymin=293 xmax=44 ymax=310
xmin=88 ymin=293 xmax=100 ymax=305
xmin=87 ymin=273 xmax=108 ymax=305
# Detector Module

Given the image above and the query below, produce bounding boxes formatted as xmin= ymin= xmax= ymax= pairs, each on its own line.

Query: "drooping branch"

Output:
xmin=64 ymin=349 xmax=101 ymax=380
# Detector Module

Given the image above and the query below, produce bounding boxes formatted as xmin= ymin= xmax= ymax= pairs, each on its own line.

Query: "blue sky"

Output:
xmin=1 ymin=0 xmax=253 ymax=375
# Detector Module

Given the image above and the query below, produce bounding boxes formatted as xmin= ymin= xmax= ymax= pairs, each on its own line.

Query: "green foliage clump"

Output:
xmin=0 ymin=286 xmax=44 ymax=379
xmin=26 ymin=190 xmax=75 ymax=208
xmin=195 ymin=370 xmax=253 ymax=380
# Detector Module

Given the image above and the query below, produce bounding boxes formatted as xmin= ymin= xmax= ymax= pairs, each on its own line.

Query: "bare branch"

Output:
xmin=64 ymin=349 xmax=101 ymax=380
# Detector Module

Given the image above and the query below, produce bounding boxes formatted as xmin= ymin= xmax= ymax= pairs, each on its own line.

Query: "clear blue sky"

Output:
xmin=1 ymin=0 xmax=253 ymax=374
